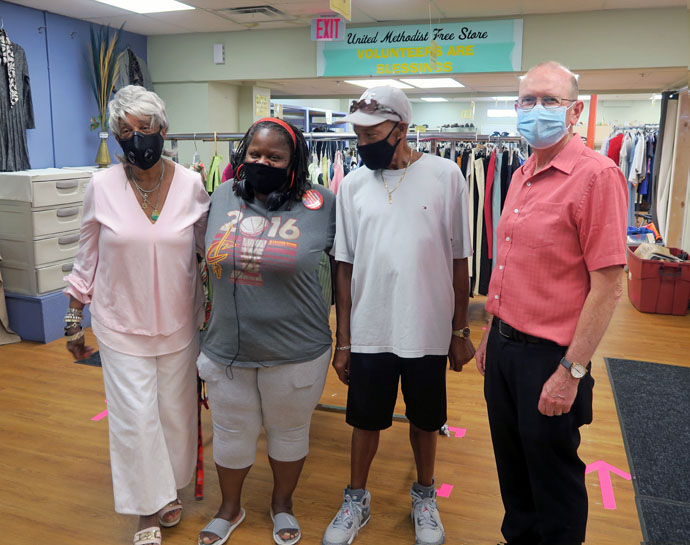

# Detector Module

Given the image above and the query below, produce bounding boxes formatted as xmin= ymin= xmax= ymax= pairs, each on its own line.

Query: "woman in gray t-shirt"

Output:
xmin=197 ymin=118 xmax=335 ymax=545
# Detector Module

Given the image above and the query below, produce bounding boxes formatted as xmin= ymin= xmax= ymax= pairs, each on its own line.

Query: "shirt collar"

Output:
xmin=521 ymin=134 xmax=586 ymax=177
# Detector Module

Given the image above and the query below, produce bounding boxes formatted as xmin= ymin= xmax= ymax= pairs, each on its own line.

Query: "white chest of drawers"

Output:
xmin=0 ymin=168 xmax=96 ymax=295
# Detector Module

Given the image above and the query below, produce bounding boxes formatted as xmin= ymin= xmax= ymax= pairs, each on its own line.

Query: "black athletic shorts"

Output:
xmin=345 ymin=352 xmax=447 ymax=432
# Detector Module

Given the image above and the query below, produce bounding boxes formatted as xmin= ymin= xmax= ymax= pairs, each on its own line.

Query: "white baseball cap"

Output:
xmin=342 ymin=86 xmax=412 ymax=127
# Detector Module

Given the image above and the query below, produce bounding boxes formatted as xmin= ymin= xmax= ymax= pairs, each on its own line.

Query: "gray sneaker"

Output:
xmin=410 ymin=482 xmax=445 ymax=545
xmin=322 ymin=486 xmax=371 ymax=545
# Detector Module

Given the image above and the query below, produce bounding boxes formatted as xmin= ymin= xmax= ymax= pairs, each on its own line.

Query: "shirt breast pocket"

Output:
xmin=520 ymin=202 xmax=563 ymax=249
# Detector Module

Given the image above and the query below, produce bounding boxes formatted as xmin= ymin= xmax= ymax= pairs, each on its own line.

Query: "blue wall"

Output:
xmin=0 ymin=1 xmax=147 ymax=169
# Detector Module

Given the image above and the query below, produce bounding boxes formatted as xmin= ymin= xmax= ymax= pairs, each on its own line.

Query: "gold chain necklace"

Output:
xmin=129 ymin=161 xmax=165 ymax=221
xmin=380 ymin=151 xmax=413 ymax=204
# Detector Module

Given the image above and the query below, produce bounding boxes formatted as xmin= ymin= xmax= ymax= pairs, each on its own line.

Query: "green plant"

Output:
xmin=88 ymin=23 xmax=125 ymax=132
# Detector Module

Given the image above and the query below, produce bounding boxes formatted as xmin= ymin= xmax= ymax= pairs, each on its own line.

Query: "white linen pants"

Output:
xmin=99 ymin=337 xmax=199 ymax=515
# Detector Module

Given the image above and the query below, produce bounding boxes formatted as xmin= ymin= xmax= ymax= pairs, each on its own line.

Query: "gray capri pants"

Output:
xmin=197 ymin=348 xmax=331 ymax=469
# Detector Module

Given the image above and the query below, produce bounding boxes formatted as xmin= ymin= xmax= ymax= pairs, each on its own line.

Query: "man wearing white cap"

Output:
xmin=322 ymin=86 xmax=475 ymax=545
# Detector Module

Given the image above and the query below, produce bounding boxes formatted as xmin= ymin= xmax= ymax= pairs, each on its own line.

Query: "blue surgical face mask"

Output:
xmin=516 ymin=104 xmax=573 ymax=149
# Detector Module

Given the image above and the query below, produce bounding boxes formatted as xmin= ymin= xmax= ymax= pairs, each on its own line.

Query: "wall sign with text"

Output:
xmin=317 ymin=19 xmax=523 ymax=77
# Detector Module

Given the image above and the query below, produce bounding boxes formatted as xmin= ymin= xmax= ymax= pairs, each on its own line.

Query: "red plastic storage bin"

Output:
xmin=627 ymin=246 xmax=690 ymax=315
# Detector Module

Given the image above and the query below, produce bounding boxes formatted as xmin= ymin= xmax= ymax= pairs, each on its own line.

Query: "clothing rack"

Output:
xmin=165 ymin=131 xmax=524 ymax=163
xmin=612 ymin=124 xmax=659 ymax=131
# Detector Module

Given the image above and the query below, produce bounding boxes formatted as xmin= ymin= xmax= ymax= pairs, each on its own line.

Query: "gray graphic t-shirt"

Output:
xmin=201 ymin=181 xmax=335 ymax=367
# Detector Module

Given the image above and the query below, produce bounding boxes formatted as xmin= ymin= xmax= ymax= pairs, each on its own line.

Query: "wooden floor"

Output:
xmin=1 ymin=280 xmax=688 ymax=545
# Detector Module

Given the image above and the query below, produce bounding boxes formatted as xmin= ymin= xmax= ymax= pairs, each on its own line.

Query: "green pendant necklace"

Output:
xmin=130 ymin=161 xmax=165 ymax=222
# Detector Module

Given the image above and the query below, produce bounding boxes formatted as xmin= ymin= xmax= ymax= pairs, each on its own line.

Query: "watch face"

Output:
xmin=462 ymin=327 xmax=471 ymax=338
xmin=571 ymin=363 xmax=587 ymax=379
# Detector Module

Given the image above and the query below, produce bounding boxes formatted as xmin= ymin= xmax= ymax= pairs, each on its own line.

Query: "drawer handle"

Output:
xmin=56 ymin=181 xmax=79 ymax=190
xmin=57 ymin=207 xmax=79 ymax=218
xmin=58 ymin=234 xmax=80 ymax=245
xmin=61 ymin=263 xmax=74 ymax=272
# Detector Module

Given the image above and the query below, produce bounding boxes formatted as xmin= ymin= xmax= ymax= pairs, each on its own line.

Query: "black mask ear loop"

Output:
xmin=384 ymin=121 xmax=401 ymax=146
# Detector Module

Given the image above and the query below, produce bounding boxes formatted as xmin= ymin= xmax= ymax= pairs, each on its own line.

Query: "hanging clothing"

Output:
xmin=320 ymin=155 xmax=330 ymax=189
xmin=606 ymin=133 xmax=624 ymax=165
xmin=0 ymin=29 xmax=18 ymax=107
xmin=206 ymin=154 xmax=223 ymax=194
xmin=0 ymin=31 xmax=34 ymax=172
xmin=308 ymin=159 xmax=319 ymax=185
xmin=330 ymin=151 xmax=345 ymax=195
xmin=501 ymin=149 xmax=512 ymax=210
xmin=484 ymin=151 xmax=497 ymax=259
xmin=472 ymin=154 xmax=485 ymax=296
xmin=491 ymin=152 xmax=503 ymax=270
xmin=618 ymin=133 xmax=633 ymax=180
xmin=114 ymin=47 xmax=154 ymax=92
xmin=478 ymin=153 xmax=493 ymax=296
xmin=221 ymin=161 xmax=234 ymax=183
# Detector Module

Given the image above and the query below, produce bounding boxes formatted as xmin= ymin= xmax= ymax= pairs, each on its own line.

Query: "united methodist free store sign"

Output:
xmin=316 ymin=19 xmax=523 ymax=77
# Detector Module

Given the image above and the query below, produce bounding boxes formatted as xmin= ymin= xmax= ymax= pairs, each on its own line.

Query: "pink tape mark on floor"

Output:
xmin=91 ymin=399 xmax=108 ymax=421
xmin=447 ymin=426 xmax=466 ymax=438
xmin=585 ymin=460 xmax=632 ymax=510
xmin=436 ymin=483 xmax=453 ymax=498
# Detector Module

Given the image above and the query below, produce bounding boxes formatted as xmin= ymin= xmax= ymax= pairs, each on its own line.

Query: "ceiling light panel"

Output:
xmin=92 ymin=0 xmax=194 ymax=13
xmin=488 ymin=109 xmax=517 ymax=118
xmin=344 ymin=79 xmax=413 ymax=89
xmin=421 ymin=97 xmax=448 ymax=102
xmin=400 ymin=78 xmax=464 ymax=88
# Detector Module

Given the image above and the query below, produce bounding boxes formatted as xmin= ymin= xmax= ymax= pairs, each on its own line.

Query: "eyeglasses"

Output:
xmin=350 ymin=98 xmax=402 ymax=120
xmin=515 ymin=96 xmax=577 ymax=110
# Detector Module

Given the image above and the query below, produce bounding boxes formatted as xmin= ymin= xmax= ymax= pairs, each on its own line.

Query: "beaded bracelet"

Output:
xmin=335 ymin=345 xmax=351 ymax=351
xmin=65 ymin=330 xmax=85 ymax=342
xmin=65 ymin=309 xmax=83 ymax=323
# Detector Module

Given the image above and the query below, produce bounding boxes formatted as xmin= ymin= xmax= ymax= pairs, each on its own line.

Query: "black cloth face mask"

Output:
xmin=119 ymin=131 xmax=164 ymax=170
xmin=357 ymin=123 xmax=401 ymax=171
xmin=242 ymin=162 xmax=289 ymax=195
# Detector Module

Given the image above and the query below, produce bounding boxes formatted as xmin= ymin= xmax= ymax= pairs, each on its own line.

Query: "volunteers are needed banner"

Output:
xmin=317 ymin=19 xmax=523 ymax=77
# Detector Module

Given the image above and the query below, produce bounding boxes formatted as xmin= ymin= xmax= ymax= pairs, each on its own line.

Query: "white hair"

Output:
xmin=108 ymin=85 xmax=169 ymax=137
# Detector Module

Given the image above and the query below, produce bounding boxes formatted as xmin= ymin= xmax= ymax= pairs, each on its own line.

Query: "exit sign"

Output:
xmin=311 ymin=16 xmax=345 ymax=41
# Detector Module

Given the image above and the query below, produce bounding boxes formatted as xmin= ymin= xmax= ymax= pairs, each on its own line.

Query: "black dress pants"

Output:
xmin=484 ymin=324 xmax=594 ymax=545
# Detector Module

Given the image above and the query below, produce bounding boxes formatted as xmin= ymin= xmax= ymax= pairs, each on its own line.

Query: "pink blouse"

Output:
xmin=64 ymin=162 xmax=210 ymax=356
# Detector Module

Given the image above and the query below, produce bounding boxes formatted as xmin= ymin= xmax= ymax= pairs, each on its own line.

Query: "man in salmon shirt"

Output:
xmin=474 ymin=61 xmax=628 ymax=545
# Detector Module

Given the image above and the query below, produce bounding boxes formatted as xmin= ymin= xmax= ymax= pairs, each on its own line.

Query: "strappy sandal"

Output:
xmin=198 ymin=508 xmax=246 ymax=545
xmin=133 ymin=526 xmax=161 ymax=545
xmin=158 ymin=499 xmax=183 ymax=528
xmin=270 ymin=507 xmax=301 ymax=545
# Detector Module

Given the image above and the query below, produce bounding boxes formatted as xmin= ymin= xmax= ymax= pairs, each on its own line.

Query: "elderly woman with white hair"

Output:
xmin=63 ymin=85 xmax=210 ymax=545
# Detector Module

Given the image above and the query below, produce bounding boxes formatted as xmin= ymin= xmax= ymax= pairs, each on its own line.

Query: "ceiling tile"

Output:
xmin=186 ymin=0 xmax=271 ymax=7
xmin=86 ymin=14 xmax=187 ymax=35
xmin=602 ymin=0 xmax=685 ymax=8
xmin=519 ymin=0 xmax=604 ymax=14
xmin=432 ymin=0 xmax=522 ymax=18
xmin=152 ymin=9 xmax=247 ymax=32
xmin=274 ymin=1 xmax=334 ymax=17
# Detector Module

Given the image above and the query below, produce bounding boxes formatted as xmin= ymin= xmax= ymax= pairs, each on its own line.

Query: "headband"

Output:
xmin=255 ymin=117 xmax=297 ymax=150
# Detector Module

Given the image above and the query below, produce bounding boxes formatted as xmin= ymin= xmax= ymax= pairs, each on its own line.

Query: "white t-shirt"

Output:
xmin=334 ymin=153 xmax=472 ymax=357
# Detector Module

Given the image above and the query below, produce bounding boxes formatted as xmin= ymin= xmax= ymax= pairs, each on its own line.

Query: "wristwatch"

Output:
xmin=452 ymin=327 xmax=471 ymax=339
xmin=560 ymin=356 xmax=588 ymax=379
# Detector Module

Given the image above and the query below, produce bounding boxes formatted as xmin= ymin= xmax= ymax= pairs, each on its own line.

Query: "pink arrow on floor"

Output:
xmin=436 ymin=483 xmax=454 ymax=498
xmin=447 ymin=426 xmax=466 ymax=438
xmin=91 ymin=399 xmax=108 ymax=421
xmin=585 ymin=460 xmax=631 ymax=510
